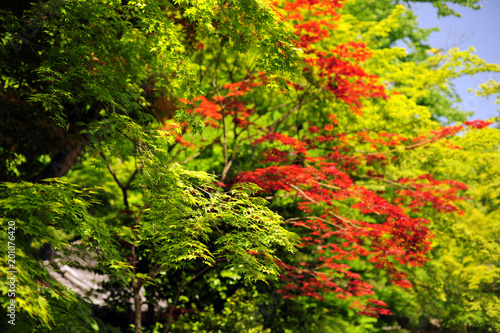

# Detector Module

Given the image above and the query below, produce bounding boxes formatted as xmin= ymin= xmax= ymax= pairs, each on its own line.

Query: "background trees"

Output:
xmin=1 ymin=0 xmax=499 ymax=332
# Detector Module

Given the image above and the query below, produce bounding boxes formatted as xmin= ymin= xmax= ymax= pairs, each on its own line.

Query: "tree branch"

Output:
xmin=271 ymin=86 xmax=320 ymax=131
xmin=31 ymin=133 xmax=90 ymax=182
xmin=162 ymin=265 xmax=211 ymax=333
xmin=283 ymin=216 xmax=346 ymax=230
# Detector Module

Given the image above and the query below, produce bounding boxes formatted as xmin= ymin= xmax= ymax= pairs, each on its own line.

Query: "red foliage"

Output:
xmin=230 ymin=0 xmax=488 ymax=317
xmin=281 ymin=0 xmax=344 ymax=20
xmin=179 ymin=74 xmax=265 ymax=128
xmin=178 ymin=0 xmax=492 ymax=319
xmin=304 ymin=44 xmax=388 ymax=113
xmin=237 ymin=148 xmax=433 ymax=311
xmin=294 ymin=20 xmax=337 ymax=48
xmin=394 ymin=174 xmax=468 ymax=214
xmin=232 ymin=109 xmax=479 ymax=317
xmin=180 ymin=96 xmax=222 ymax=127
xmin=464 ymin=119 xmax=492 ymax=129
xmin=282 ymin=0 xmax=387 ymax=113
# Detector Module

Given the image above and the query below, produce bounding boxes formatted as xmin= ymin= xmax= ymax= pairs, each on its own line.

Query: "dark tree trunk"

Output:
xmin=30 ymin=133 xmax=90 ymax=182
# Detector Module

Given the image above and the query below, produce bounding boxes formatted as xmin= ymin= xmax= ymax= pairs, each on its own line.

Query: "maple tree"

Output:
xmin=167 ymin=0 xmax=500 ymax=331
xmin=1 ymin=0 xmax=499 ymax=332
xmin=393 ymin=124 xmax=500 ymax=331
xmin=0 ymin=1 xmax=302 ymax=332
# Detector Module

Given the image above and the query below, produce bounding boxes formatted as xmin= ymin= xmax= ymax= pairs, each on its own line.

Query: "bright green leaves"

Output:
xmin=0 ymin=103 xmax=301 ymax=329
xmin=474 ymin=78 xmax=500 ymax=107
xmin=220 ymin=0 xmax=302 ymax=84
xmin=142 ymin=161 xmax=300 ymax=281
xmin=1 ymin=0 xmax=302 ymax=134
xmin=212 ymin=183 xmax=300 ymax=282
xmin=407 ymin=0 xmax=482 ymax=17
xmin=173 ymin=0 xmax=303 ymax=89
xmin=0 ymin=180 xmax=99 ymax=240
xmin=82 ymin=109 xmax=300 ymax=282
xmin=0 ymin=180 xmax=118 ymax=328
xmin=385 ymin=121 xmax=500 ymax=330
xmin=3 ymin=0 xmax=500 ymax=331
xmin=171 ymin=288 xmax=271 ymax=332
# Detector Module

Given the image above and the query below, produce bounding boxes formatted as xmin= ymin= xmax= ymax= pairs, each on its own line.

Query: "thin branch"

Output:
xmin=271 ymin=86 xmax=321 ymax=131
xmin=270 ymin=103 xmax=304 ymax=130
xmin=181 ymin=152 xmax=201 ymax=164
xmin=290 ymin=184 xmax=360 ymax=229
xmin=116 ymin=128 xmax=141 ymax=149
xmin=331 ymin=213 xmax=361 ymax=229
xmin=199 ymin=52 xmax=219 ymax=85
xmin=194 ymin=185 xmax=214 ymax=198
xmin=163 ymin=266 xmax=211 ymax=333
xmin=132 ymin=209 xmax=141 ymax=333
xmin=355 ymin=134 xmax=457 ymax=156
xmin=126 ymin=168 xmax=139 ymax=188
xmin=105 ymin=160 xmax=123 ymax=188
xmin=270 ymin=102 xmax=294 ymax=112
xmin=101 ymin=153 xmax=138 ymax=212
xmin=283 ymin=216 xmax=309 ymax=223
xmin=221 ymin=136 xmax=244 ymax=183
xmin=228 ymin=53 xmax=239 ymax=83
xmin=264 ymin=194 xmax=293 ymax=200
xmin=213 ymin=39 xmax=225 ymax=87
xmin=211 ymin=77 xmax=228 ymax=171
xmin=283 ymin=216 xmax=346 ymax=230
xmin=198 ymin=50 xmax=204 ymax=87
xmin=317 ymin=182 xmax=341 ymax=191
xmin=135 ymin=202 xmax=150 ymax=224
xmin=290 ymin=184 xmax=318 ymax=204
xmin=373 ymin=177 xmax=416 ymax=191
xmin=208 ymin=74 xmax=255 ymax=182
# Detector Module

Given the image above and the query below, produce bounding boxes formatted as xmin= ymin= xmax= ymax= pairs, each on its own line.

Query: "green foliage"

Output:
xmin=0 ymin=180 xmax=107 ymax=330
xmin=0 ymin=0 xmax=301 ymax=331
xmin=140 ymin=161 xmax=300 ymax=279
xmin=400 ymin=127 xmax=500 ymax=331
xmin=403 ymin=0 xmax=482 ymax=17
xmin=1 ymin=0 xmax=500 ymax=332
xmin=171 ymin=288 xmax=271 ymax=332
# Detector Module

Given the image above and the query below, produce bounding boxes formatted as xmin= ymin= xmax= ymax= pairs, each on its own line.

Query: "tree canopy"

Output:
xmin=1 ymin=0 xmax=499 ymax=332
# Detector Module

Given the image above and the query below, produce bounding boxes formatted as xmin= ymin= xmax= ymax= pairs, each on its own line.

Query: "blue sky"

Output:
xmin=409 ymin=0 xmax=500 ymax=121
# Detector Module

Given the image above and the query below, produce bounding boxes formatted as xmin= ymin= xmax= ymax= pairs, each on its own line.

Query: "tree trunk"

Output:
xmin=31 ymin=133 xmax=90 ymax=182
xmin=133 ymin=280 xmax=143 ymax=333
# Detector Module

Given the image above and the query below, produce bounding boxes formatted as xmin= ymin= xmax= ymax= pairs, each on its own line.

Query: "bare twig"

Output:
xmin=101 ymin=153 xmax=138 ymax=211
xmin=105 ymin=160 xmax=123 ymax=188
xmin=290 ymin=184 xmax=318 ymax=204
xmin=211 ymin=77 xmax=228 ymax=170
xmin=290 ymin=184 xmax=360 ymax=229
xmin=376 ymin=177 xmax=415 ymax=190
xmin=271 ymin=86 xmax=321 ymax=130
xmin=356 ymin=135 xmax=455 ymax=156
xmin=163 ymin=266 xmax=211 ymax=333
xmin=283 ymin=216 xmax=346 ymax=230
xmin=264 ymin=194 xmax=294 ymax=200
xmin=221 ymin=137 xmax=245 ymax=182
xmin=331 ymin=213 xmax=361 ymax=229
xmin=181 ymin=152 xmax=201 ymax=164
xmin=317 ymin=182 xmax=341 ymax=190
